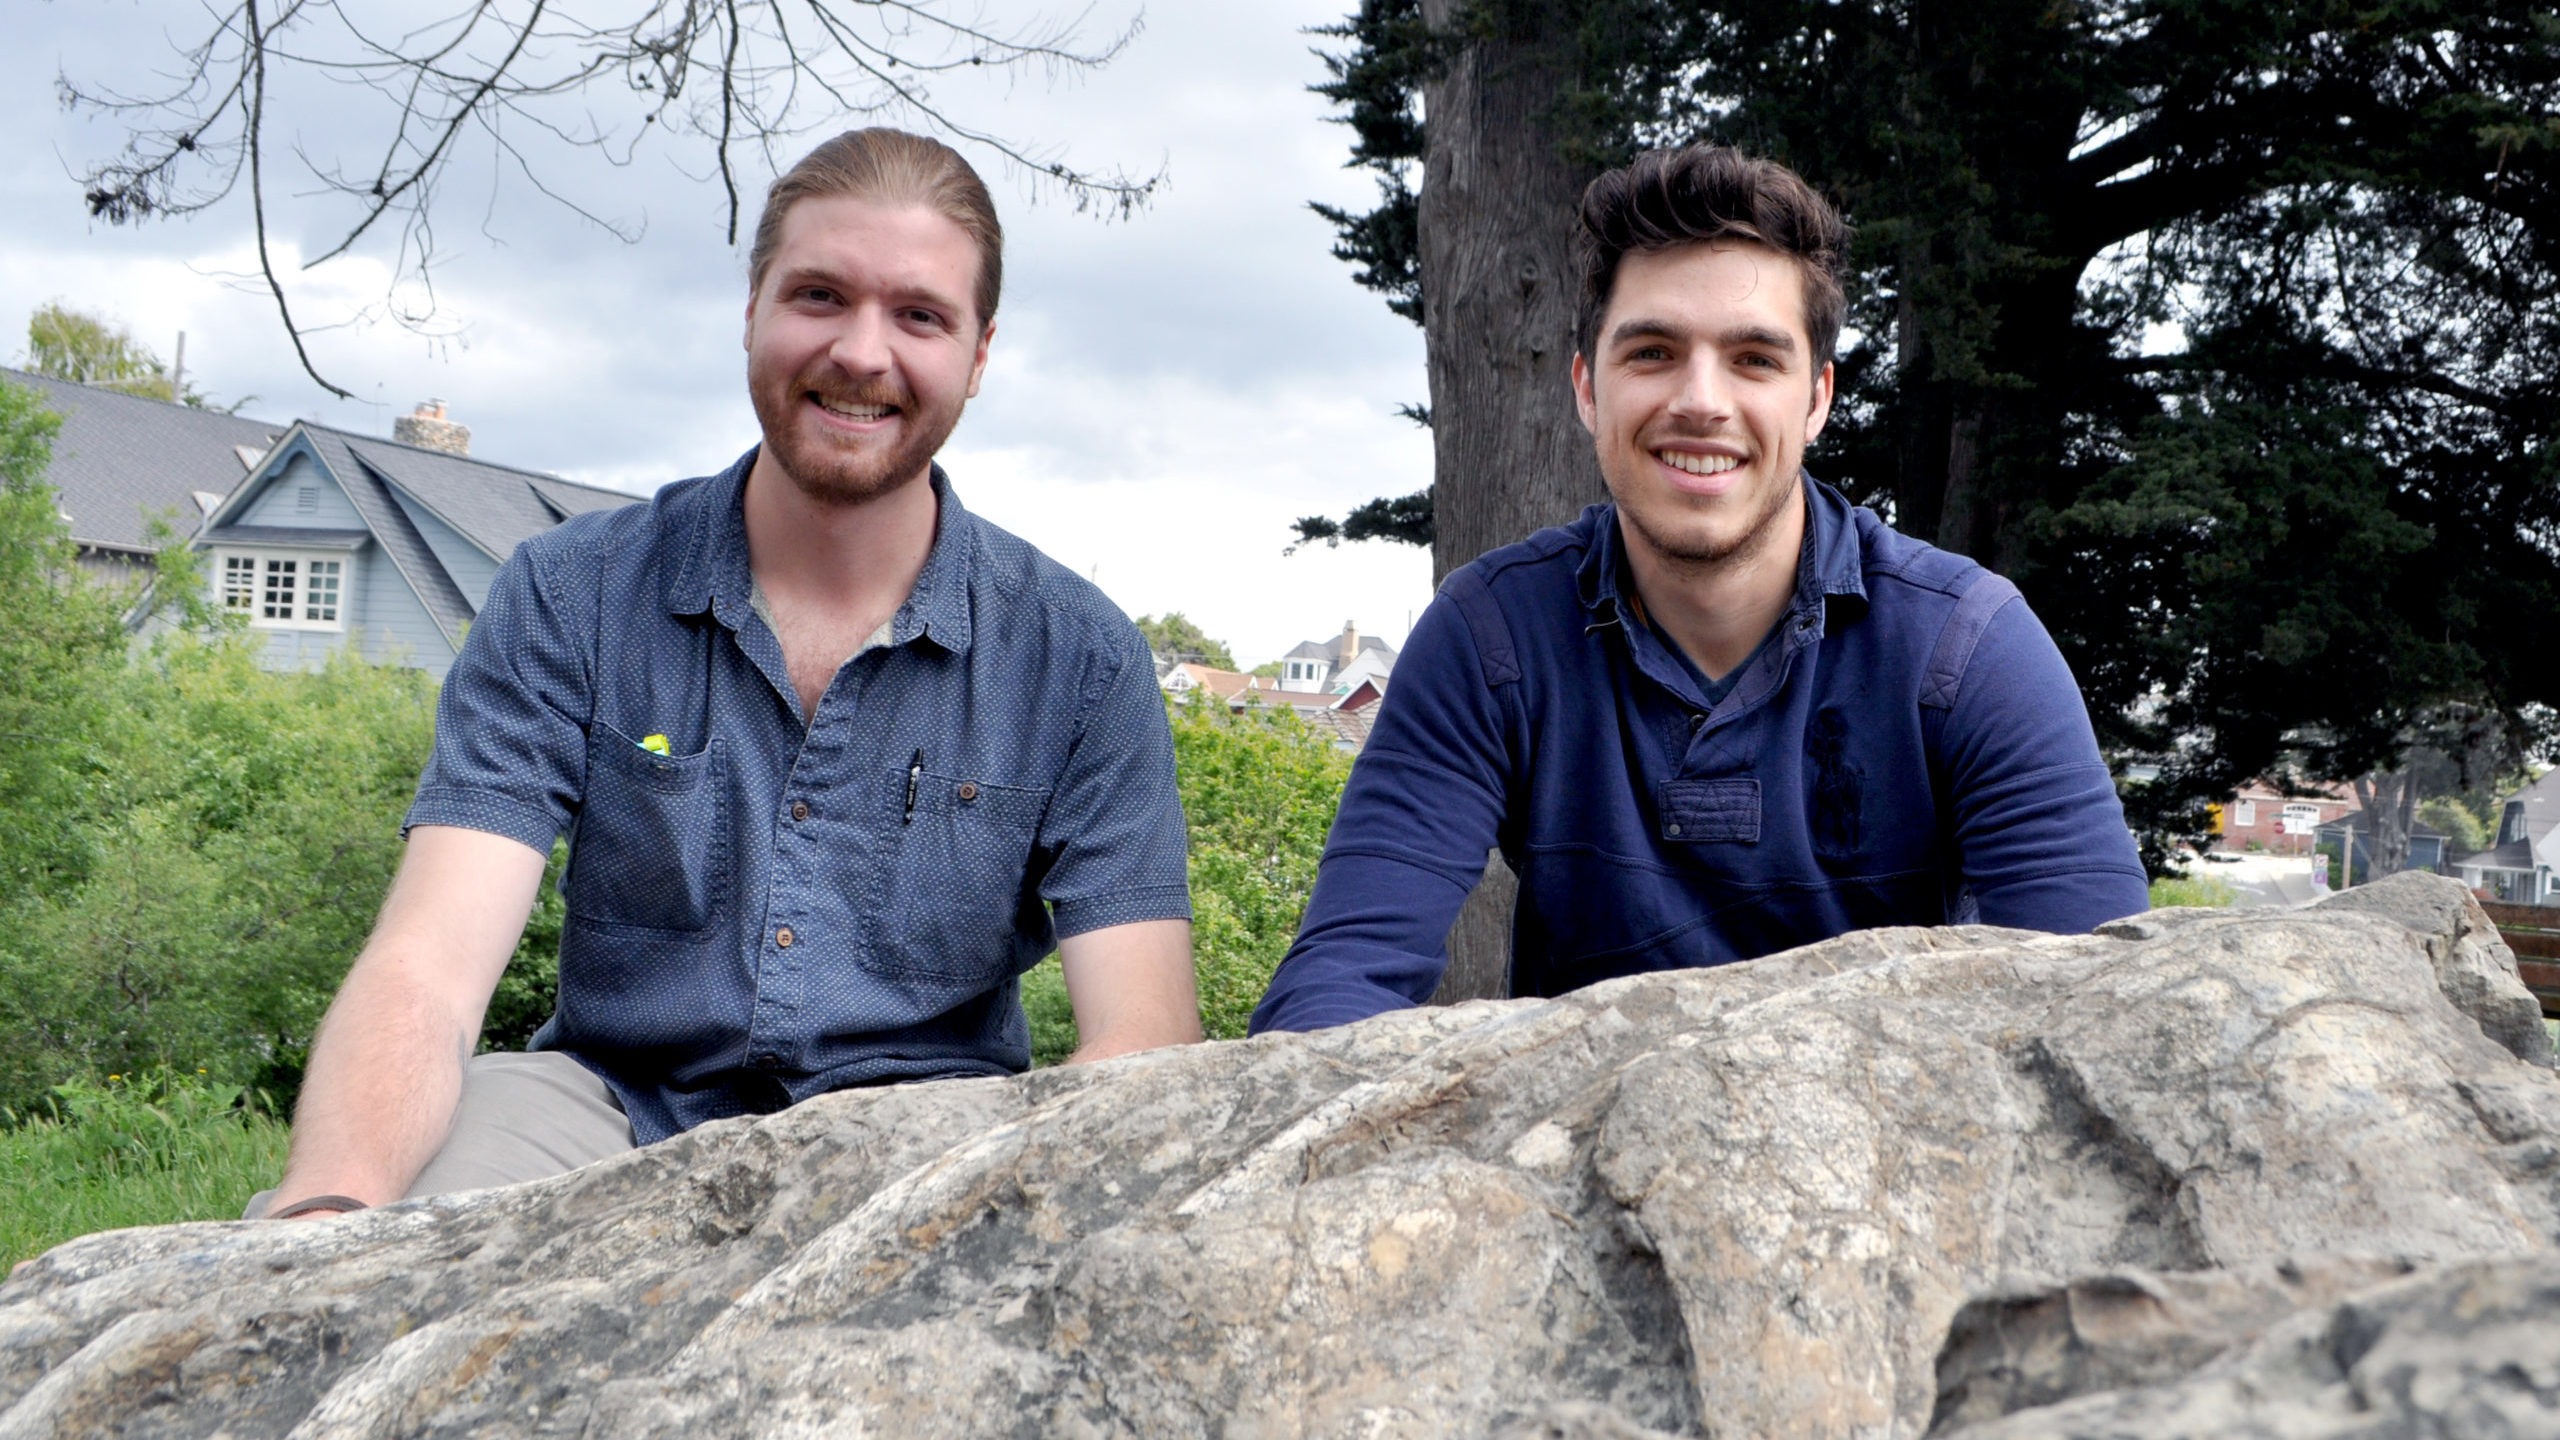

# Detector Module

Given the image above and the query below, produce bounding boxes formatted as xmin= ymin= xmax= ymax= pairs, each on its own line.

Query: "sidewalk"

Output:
xmin=2200 ymin=851 xmax=2325 ymax=907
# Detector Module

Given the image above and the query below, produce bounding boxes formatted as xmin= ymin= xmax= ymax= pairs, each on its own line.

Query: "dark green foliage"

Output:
xmin=1289 ymin=487 xmax=1436 ymax=552
xmin=1134 ymin=612 xmax=1239 ymax=670
xmin=1311 ymin=0 xmax=2560 ymax=866
xmin=481 ymin=844 xmax=566 ymax=1055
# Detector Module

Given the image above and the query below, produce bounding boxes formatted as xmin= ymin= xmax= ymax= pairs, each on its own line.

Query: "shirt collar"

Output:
xmin=662 ymin=449 xmax=977 ymax=657
xmin=1574 ymin=469 xmax=1870 ymax=637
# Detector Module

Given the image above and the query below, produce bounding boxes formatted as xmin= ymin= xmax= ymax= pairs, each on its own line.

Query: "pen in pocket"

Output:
xmin=905 ymin=749 xmax=923 ymax=824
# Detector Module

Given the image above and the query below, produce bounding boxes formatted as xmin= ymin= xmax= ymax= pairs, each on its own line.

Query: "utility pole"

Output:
xmin=172 ymin=331 xmax=187 ymax=396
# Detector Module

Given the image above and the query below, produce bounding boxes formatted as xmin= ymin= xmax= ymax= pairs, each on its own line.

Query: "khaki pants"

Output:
xmin=245 ymin=1050 xmax=635 ymax=1218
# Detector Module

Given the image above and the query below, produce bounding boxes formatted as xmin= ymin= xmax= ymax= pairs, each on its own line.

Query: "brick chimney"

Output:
xmin=393 ymin=399 xmax=470 ymax=455
xmin=1338 ymin=620 xmax=1360 ymax=669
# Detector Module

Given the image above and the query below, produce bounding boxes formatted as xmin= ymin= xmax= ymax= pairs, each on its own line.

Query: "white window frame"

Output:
xmin=211 ymin=548 xmax=349 ymax=631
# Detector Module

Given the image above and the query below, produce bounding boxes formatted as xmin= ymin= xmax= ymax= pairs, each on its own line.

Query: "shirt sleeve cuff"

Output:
xmin=404 ymin=785 xmax=565 ymax=854
xmin=1050 ymin=885 xmax=1193 ymax=940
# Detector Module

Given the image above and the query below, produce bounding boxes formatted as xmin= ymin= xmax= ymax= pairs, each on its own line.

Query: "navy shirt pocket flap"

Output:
xmin=1660 ymin=778 xmax=1760 ymax=843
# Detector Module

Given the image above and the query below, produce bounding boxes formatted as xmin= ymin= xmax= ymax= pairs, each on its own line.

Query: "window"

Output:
xmin=221 ymin=555 xmax=257 ymax=614
xmin=211 ymin=549 xmax=348 ymax=630
xmin=260 ymin=557 xmax=298 ymax=619
xmin=304 ymin=560 xmax=341 ymax=622
xmin=2233 ymin=800 xmax=2257 ymax=828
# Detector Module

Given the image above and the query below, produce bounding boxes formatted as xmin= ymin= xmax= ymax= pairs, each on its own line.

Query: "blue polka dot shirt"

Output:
xmin=406 ymin=451 xmax=1191 ymax=1143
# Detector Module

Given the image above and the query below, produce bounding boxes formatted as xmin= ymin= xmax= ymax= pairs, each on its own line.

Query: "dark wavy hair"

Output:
xmin=1574 ymin=145 xmax=1848 ymax=367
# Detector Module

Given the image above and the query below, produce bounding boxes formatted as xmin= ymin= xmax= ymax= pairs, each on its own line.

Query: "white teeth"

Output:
xmin=817 ymin=398 xmax=891 ymax=420
xmin=1657 ymin=451 xmax=1740 ymax=476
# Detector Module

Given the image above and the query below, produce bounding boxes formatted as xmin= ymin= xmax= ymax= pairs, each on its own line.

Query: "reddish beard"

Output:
xmin=750 ymin=373 xmax=964 ymax=508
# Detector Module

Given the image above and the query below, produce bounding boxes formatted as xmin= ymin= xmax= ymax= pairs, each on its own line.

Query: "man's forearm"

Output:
xmin=269 ymin=952 xmax=480 ymax=1210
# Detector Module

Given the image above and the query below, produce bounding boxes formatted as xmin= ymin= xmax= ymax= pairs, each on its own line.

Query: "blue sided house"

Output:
xmin=192 ymin=403 xmax=636 ymax=678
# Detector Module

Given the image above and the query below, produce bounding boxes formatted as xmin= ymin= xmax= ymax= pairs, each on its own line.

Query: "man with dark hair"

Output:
xmin=256 ymin=129 xmax=1202 ymax=1221
xmin=1251 ymin=144 xmax=2147 ymax=1034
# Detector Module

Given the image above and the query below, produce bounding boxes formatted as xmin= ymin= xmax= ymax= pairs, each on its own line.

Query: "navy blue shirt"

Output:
xmin=408 ymin=452 xmax=1191 ymax=1143
xmin=1250 ymin=476 xmax=2148 ymax=1034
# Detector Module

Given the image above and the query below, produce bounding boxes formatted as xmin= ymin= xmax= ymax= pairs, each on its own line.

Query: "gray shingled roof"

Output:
xmin=2 ymin=366 xmax=286 ymax=553
xmin=305 ymin=423 xmax=635 ymax=562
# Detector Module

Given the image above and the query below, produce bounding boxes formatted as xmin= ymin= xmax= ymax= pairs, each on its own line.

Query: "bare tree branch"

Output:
xmin=63 ymin=0 xmax=1166 ymax=397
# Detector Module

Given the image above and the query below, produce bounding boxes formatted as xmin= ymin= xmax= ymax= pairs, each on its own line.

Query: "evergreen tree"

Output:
xmin=1308 ymin=0 xmax=2560 ymax=866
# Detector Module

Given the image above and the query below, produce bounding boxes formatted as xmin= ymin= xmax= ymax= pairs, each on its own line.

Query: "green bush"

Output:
xmin=2 ymin=1067 xmax=290 ymax=1266
xmin=1025 ymin=695 xmax=1354 ymax=1061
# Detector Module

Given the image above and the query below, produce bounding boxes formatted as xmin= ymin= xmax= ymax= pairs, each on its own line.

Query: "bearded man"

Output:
xmin=256 ymin=130 xmax=1200 ymax=1221
xmin=1250 ymin=144 xmax=2148 ymax=1034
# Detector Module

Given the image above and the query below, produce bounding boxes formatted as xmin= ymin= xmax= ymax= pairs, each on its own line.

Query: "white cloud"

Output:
xmin=5 ymin=0 xmax=1439 ymax=660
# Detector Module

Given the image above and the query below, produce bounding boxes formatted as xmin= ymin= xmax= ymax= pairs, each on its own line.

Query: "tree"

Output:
xmin=22 ymin=304 xmax=232 ymax=410
xmin=1133 ymin=613 xmax=1238 ymax=670
xmin=65 ymin=0 xmax=1163 ymax=398
xmin=0 ymin=381 xmax=125 ymax=902
xmin=1309 ymin=0 xmax=2560 ymax=872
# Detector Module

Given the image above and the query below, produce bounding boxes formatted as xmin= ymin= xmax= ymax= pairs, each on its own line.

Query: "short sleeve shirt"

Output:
xmin=405 ymin=451 xmax=1191 ymax=1144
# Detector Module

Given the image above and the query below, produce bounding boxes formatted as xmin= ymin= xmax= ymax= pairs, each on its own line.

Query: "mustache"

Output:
xmin=805 ymin=377 xmax=913 ymax=411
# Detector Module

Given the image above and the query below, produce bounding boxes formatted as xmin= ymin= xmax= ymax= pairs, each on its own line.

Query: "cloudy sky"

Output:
xmin=3 ymin=0 xmax=1437 ymax=668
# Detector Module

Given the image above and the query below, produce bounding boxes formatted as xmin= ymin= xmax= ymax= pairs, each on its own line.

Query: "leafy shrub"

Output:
xmin=1024 ymin=695 xmax=1354 ymax=1061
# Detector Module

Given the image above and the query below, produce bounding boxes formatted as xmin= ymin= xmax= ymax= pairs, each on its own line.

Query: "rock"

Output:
xmin=4 ymin=874 xmax=2556 ymax=1439
xmin=2313 ymin=868 xmax=2554 ymax=1068
xmin=1933 ymin=1254 xmax=2560 ymax=1439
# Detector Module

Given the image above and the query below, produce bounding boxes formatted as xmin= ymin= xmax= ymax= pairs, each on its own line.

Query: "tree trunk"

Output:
xmin=1414 ymin=0 xmax=1603 ymax=1003
xmin=2353 ymin=770 xmax=2417 ymax=879
xmin=1417 ymin=0 xmax=1606 ymax=589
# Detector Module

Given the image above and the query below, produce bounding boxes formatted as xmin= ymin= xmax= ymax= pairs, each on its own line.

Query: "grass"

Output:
xmin=2 ymin=1069 xmax=289 ymax=1268
xmin=2148 ymin=872 xmax=2240 ymax=908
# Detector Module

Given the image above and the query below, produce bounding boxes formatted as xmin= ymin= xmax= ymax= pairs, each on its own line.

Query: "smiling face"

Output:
xmin=744 ymin=195 xmax=992 ymax=507
xmin=1573 ymin=242 xmax=1834 ymax=572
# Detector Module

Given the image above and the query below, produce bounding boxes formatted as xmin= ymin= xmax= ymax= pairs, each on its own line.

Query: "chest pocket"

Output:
xmin=870 ymin=770 xmax=1051 ymax=983
xmin=564 ymin=722 xmax=729 ymax=933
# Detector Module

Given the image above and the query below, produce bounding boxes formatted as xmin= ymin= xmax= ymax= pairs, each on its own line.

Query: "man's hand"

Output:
xmin=1057 ymin=919 xmax=1202 ymax=1064
xmin=265 ymin=825 xmax=547 ymax=1215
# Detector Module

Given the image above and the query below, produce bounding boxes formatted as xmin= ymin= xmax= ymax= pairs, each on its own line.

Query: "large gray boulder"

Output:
xmin=3 ymin=873 xmax=2553 ymax=1438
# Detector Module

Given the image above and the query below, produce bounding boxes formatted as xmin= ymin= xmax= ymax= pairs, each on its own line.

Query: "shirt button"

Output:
xmin=791 ymin=800 xmax=810 ymax=822
xmin=753 ymin=1053 xmax=779 ymax=1071
xmin=1689 ymin=713 xmax=1706 ymax=730
xmin=775 ymin=926 xmax=795 ymax=948
xmin=957 ymin=781 xmax=979 ymax=802
xmin=1668 ymin=822 xmax=1684 ymax=836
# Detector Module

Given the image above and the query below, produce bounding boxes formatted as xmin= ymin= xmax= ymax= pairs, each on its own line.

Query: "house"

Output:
xmin=2450 ymin=769 xmax=2560 ymax=905
xmin=1273 ymin=621 xmax=1397 ymax=696
xmin=3 ymin=366 xmax=288 ymax=583
xmin=2313 ymin=810 xmax=2453 ymax=887
xmin=2210 ymin=779 xmax=2356 ymax=856
xmin=186 ymin=402 xmax=637 ymax=678
xmin=1159 ymin=656 xmax=1388 ymax=753
xmin=1157 ymin=662 xmax=1269 ymax=704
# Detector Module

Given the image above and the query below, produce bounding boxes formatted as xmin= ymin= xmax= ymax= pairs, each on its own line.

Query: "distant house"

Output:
xmin=1274 ymin=621 xmax=1397 ymax=697
xmin=2313 ymin=809 xmax=2453 ymax=887
xmin=3 ymin=366 xmax=287 ymax=582
xmin=1156 ymin=650 xmax=1388 ymax=754
xmin=2450 ymin=769 xmax=2559 ymax=906
xmin=186 ymin=402 xmax=636 ymax=678
xmin=2211 ymin=780 xmax=2355 ymax=856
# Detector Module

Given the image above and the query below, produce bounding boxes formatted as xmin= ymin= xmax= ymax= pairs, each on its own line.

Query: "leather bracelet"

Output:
xmin=268 ymin=1194 xmax=370 ymax=1220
